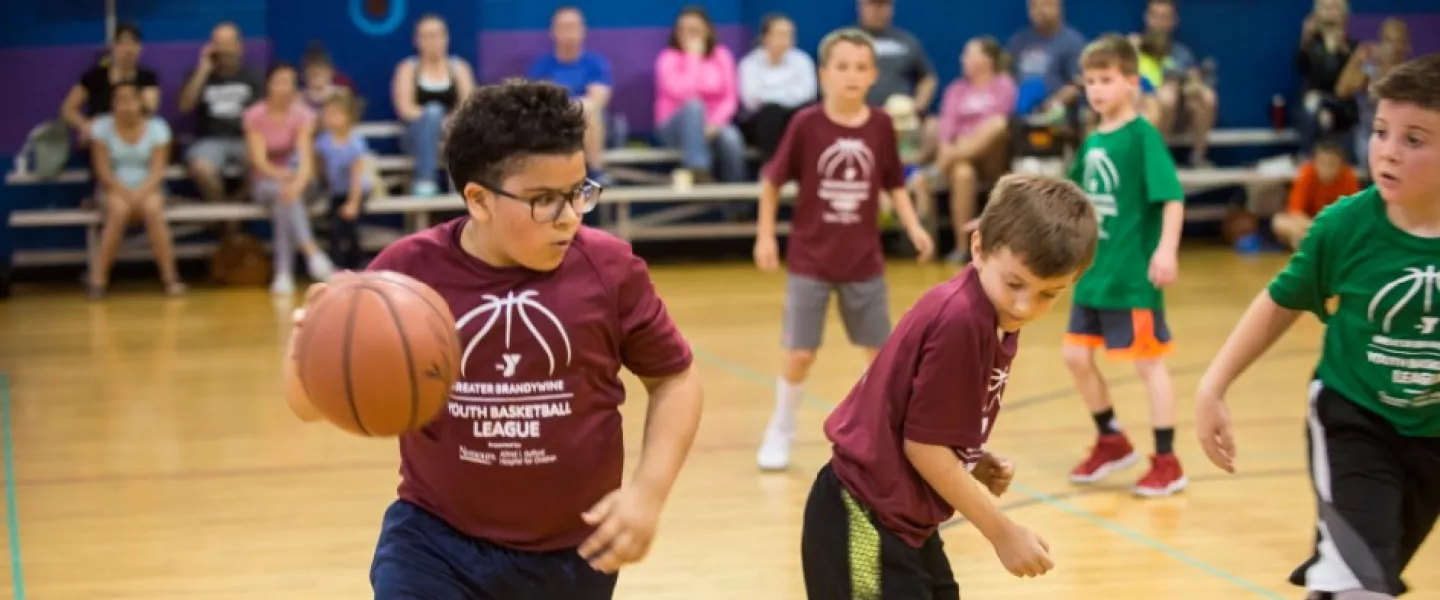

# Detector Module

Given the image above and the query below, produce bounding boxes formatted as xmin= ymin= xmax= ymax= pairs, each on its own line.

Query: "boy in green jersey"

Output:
xmin=1197 ymin=54 xmax=1440 ymax=600
xmin=1062 ymin=35 xmax=1189 ymax=497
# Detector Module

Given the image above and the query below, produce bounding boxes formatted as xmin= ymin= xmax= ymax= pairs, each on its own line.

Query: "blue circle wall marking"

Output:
xmin=350 ymin=0 xmax=407 ymax=36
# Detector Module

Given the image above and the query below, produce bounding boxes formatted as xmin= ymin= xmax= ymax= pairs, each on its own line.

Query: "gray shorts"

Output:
xmin=782 ymin=273 xmax=892 ymax=351
xmin=185 ymin=137 xmax=248 ymax=171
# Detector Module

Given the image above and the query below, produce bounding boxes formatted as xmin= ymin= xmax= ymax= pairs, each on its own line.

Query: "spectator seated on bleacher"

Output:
xmin=301 ymin=41 xmax=357 ymax=114
xmin=855 ymin=0 xmax=939 ymax=165
xmin=60 ymin=22 xmax=160 ymax=150
xmin=1336 ymin=17 xmax=1410 ymax=166
xmin=1007 ymin=0 xmax=1086 ymax=129
xmin=1135 ymin=0 xmax=1218 ymax=167
xmin=912 ymin=36 xmax=1016 ymax=263
xmin=391 ymin=14 xmax=475 ymax=196
xmin=526 ymin=7 xmax=614 ymax=180
xmin=654 ymin=7 xmax=746 ymax=185
xmin=737 ymin=13 xmax=816 ymax=166
xmin=86 ymin=82 xmax=184 ymax=299
xmin=1272 ymin=140 xmax=1359 ymax=250
xmin=314 ymin=93 xmax=373 ymax=270
xmin=243 ymin=63 xmax=335 ymax=295
xmin=178 ymin=22 xmax=263 ymax=206
xmin=737 ymin=14 xmax=817 ymax=164
xmin=1294 ymin=0 xmax=1359 ymax=158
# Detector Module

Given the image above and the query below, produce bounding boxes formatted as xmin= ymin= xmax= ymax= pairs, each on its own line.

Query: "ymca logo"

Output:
xmin=1368 ymin=265 xmax=1440 ymax=335
xmin=816 ymin=138 xmax=876 ymax=223
xmin=454 ymin=290 xmax=573 ymax=378
xmin=496 ymin=353 xmax=521 ymax=378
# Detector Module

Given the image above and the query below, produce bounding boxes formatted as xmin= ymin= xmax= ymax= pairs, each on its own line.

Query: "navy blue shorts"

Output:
xmin=1064 ymin=304 xmax=1174 ymax=360
xmin=370 ymin=500 xmax=618 ymax=600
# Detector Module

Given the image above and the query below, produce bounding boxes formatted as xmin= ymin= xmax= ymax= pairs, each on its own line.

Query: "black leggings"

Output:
xmin=327 ymin=192 xmax=369 ymax=269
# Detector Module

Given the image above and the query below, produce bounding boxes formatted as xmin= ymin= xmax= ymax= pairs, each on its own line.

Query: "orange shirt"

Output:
xmin=1287 ymin=162 xmax=1361 ymax=217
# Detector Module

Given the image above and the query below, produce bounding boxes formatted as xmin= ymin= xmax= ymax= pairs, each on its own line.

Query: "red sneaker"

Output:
xmin=1069 ymin=433 xmax=1139 ymax=483
xmin=1133 ymin=454 xmax=1188 ymax=497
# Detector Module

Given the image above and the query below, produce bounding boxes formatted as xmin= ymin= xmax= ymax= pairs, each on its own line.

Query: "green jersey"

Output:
xmin=1066 ymin=117 xmax=1185 ymax=310
xmin=1268 ymin=187 xmax=1440 ymax=437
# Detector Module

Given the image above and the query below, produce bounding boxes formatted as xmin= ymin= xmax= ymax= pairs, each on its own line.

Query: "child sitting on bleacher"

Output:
xmin=314 ymin=93 xmax=373 ymax=270
xmin=1271 ymin=140 xmax=1359 ymax=250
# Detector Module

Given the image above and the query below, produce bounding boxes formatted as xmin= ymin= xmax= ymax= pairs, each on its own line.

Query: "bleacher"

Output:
xmin=5 ymin=121 xmax=1301 ymax=271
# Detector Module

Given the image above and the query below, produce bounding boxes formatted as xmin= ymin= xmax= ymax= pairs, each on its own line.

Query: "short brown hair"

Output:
xmin=818 ymin=28 xmax=876 ymax=66
xmin=977 ymin=174 xmax=1099 ymax=278
xmin=1373 ymin=53 xmax=1440 ymax=112
xmin=1080 ymin=34 xmax=1139 ymax=76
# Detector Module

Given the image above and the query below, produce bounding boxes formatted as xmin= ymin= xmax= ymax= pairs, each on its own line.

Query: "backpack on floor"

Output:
xmin=210 ymin=232 xmax=272 ymax=287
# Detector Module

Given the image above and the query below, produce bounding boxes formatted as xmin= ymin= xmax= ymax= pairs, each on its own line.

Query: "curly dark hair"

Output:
xmin=442 ymin=79 xmax=588 ymax=191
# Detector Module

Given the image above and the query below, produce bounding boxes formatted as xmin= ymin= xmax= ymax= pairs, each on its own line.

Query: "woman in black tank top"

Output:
xmin=392 ymin=14 xmax=476 ymax=195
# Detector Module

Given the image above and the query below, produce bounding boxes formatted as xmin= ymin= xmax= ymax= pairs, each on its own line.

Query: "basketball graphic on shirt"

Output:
xmin=453 ymin=290 xmax=573 ymax=378
xmin=816 ymin=138 xmax=876 ymax=224
xmin=987 ymin=366 xmax=1010 ymax=410
xmin=1368 ymin=265 xmax=1440 ymax=336
xmin=1079 ymin=148 xmax=1120 ymax=238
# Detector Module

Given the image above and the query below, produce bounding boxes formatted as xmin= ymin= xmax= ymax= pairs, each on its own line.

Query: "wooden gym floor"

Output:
xmin=0 ymin=247 xmax=1435 ymax=599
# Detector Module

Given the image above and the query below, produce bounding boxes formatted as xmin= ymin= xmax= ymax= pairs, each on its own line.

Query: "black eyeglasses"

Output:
xmin=477 ymin=179 xmax=603 ymax=223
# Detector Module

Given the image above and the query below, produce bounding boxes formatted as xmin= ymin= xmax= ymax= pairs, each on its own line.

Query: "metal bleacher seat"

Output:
xmin=6 ymin=121 xmax=1301 ymax=270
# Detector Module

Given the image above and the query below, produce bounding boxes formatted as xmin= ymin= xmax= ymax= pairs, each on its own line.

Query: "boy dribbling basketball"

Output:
xmin=753 ymin=28 xmax=934 ymax=471
xmin=1197 ymin=54 xmax=1440 ymax=600
xmin=1062 ymin=35 xmax=1189 ymax=497
xmin=287 ymin=80 xmax=704 ymax=599
xmin=800 ymin=174 xmax=1098 ymax=598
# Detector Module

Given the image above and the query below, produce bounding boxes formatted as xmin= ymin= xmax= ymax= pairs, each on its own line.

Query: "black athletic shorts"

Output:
xmin=800 ymin=462 xmax=960 ymax=600
xmin=1291 ymin=382 xmax=1440 ymax=597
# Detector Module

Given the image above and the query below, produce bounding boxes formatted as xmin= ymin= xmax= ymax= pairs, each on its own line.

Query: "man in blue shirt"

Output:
xmin=1007 ymin=0 xmax=1087 ymax=120
xmin=527 ymin=6 xmax=614 ymax=178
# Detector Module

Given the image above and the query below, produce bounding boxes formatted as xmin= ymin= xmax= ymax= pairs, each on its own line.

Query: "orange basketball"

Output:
xmin=292 ymin=271 xmax=461 ymax=437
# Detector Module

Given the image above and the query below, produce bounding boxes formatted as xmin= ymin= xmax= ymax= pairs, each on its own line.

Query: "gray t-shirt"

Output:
xmin=1007 ymin=25 xmax=1087 ymax=97
xmin=862 ymin=26 xmax=935 ymax=108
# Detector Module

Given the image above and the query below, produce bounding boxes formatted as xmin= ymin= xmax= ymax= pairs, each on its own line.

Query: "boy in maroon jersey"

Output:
xmin=753 ymin=28 xmax=935 ymax=471
xmin=285 ymin=80 xmax=704 ymax=599
xmin=800 ymin=174 xmax=1099 ymax=598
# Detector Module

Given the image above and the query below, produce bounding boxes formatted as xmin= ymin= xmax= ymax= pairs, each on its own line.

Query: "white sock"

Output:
xmin=771 ymin=378 xmax=804 ymax=432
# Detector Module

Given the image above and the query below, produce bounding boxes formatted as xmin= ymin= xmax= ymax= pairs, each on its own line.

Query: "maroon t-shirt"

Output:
xmin=824 ymin=265 xmax=1019 ymax=548
xmin=367 ymin=219 xmax=694 ymax=551
xmin=763 ymin=105 xmax=905 ymax=283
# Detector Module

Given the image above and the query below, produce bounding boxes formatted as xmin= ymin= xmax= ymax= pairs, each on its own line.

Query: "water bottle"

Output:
xmin=1271 ymin=95 xmax=1287 ymax=130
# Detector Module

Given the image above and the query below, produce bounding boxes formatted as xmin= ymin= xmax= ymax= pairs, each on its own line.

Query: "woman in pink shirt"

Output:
xmin=918 ymin=36 xmax=1016 ymax=263
xmin=654 ymin=7 xmax=746 ymax=184
xmin=244 ymin=62 xmax=335 ymax=295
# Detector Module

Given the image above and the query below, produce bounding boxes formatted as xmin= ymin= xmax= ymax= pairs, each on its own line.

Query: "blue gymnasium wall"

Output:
xmin=2 ymin=0 xmax=1438 ymax=260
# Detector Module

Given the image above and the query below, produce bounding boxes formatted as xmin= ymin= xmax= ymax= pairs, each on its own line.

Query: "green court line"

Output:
xmin=690 ymin=347 xmax=1286 ymax=599
xmin=1 ymin=374 xmax=24 ymax=600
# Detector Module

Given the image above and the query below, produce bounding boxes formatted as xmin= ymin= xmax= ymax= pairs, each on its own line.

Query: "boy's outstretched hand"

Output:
xmin=973 ymin=452 xmax=1015 ymax=496
xmin=578 ymin=484 xmax=664 ymax=574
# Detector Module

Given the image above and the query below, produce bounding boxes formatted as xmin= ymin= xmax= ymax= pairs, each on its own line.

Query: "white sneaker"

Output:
xmin=756 ymin=420 xmax=795 ymax=471
xmin=270 ymin=274 xmax=295 ymax=296
xmin=307 ymin=253 xmax=336 ymax=282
